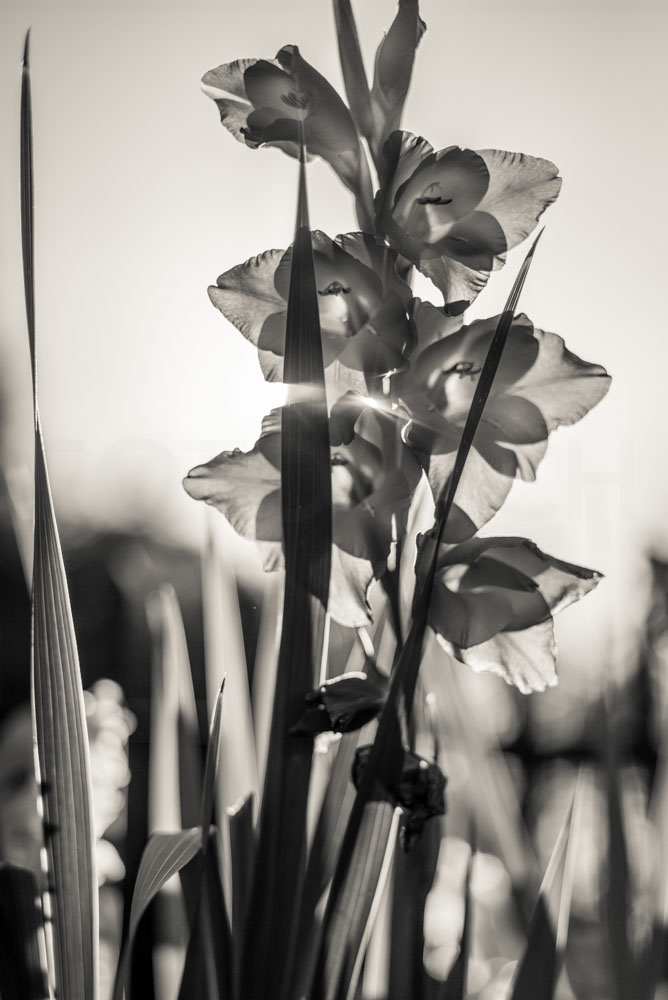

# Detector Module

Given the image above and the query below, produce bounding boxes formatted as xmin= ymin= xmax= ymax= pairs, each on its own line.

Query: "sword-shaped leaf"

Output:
xmin=21 ymin=34 xmax=99 ymax=1000
xmin=601 ymin=695 xmax=632 ymax=1000
xmin=178 ymin=682 xmax=233 ymax=1000
xmin=240 ymin=139 xmax=333 ymax=1000
xmin=510 ymin=776 xmax=582 ymax=1000
xmin=112 ymin=828 xmax=202 ymax=1000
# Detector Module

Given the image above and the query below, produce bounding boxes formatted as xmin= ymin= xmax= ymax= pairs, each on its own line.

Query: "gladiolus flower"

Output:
xmin=427 ymin=535 xmax=602 ymax=694
xmin=375 ymin=131 xmax=561 ymax=312
xmin=398 ymin=302 xmax=611 ymax=542
xmin=183 ymin=406 xmax=422 ymax=627
xmin=208 ymin=232 xmax=415 ymax=404
xmin=202 ymin=45 xmax=374 ymax=223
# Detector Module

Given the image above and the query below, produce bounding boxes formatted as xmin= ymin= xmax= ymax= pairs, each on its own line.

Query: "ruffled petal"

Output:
xmin=444 ymin=619 xmax=559 ymax=695
xmin=209 ymin=234 xmax=415 ymax=400
xmin=183 ymin=406 xmax=421 ymax=626
xmin=429 ymin=537 xmax=602 ymax=693
xmin=476 ymin=149 xmax=562 ymax=252
xmin=401 ymin=307 xmax=611 ymax=532
xmin=202 ymin=49 xmax=372 ymax=213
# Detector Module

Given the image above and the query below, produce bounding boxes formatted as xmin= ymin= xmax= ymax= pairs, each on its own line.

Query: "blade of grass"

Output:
xmin=145 ymin=585 xmax=202 ymax=998
xmin=178 ymin=682 xmax=233 ymax=1000
xmin=202 ymin=514 xmax=258 ymax=920
xmin=112 ymin=828 xmax=203 ymax=1000
xmin=228 ymin=793 xmax=255 ymax=941
xmin=387 ymin=809 xmax=440 ymax=999
xmin=289 ymin=612 xmax=392 ymax=1000
xmin=21 ymin=34 xmax=99 ymax=1000
xmin=509 ymin=775 xmax=583 ymax=1000
xmin=251 ymin=572 xmax=281 ymax=798
xmin=240 ymin=136 xmax=332 ymax=1000
xmin=640 ymin=706 xmax=668 ymax=998
xmin=311 ymin=236 xmax=543 ymax=1000
xmin=601 ymin=692 xmax=632 ymax=1000
xmin=147 ymin=585 xmax=203 ymax=830
xmin=0 ymin=862 xmax=50 ymax=1000
xmin=202 ymin=513 xmax=258 ymax=811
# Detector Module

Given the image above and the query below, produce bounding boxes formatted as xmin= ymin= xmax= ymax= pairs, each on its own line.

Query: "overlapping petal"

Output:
xmin=208 ymin=232 xmax=415 ymax=403
xmin=375 ymin=131 xmax=561 ymax=312
xmin=202 ymin=46 xmax=373 ymax=217
xmin=428 ymin=536 xmax=602 ymax=693
xmin=182 ymin=406 xmax=422 ymax=626
xmin=398 ymin=302 xmax=611 ymax=541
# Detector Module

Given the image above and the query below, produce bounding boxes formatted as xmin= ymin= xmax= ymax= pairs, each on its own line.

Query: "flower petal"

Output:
xmin=429 ymin=536 xmax=602 ymax=693
xmin=418 ymin=255 xmax=491 ymax=315
xmin=209 ymin=234 xmax=415 ymax=400
xmin=401 ymin=307 xmax=611 ymax=531
xmin=202 ymin=50 xmax=373 ymax=217
xmin=441 ymin=618 xmax=559 ymax=695
xmin=476 ymin=149 xmax=562 ymax=252
xmin=183 ymin=406 xmax=422 ymax=627
xmin=202 ymin=58 xmax=258 ymax=102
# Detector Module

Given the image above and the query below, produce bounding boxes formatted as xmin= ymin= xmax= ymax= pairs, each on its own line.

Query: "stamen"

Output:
xmin=280 ymin=91 xmax=310 ymax=110
xmin=318 ymin=281 xmax=350 ymax=296
xmin=416 ymin=195 xmax=453 ymax=205
xmin=443 ymin=360 xmax=482 ymax=379
xmin=416 ymin=181 xmax=453 ymax=206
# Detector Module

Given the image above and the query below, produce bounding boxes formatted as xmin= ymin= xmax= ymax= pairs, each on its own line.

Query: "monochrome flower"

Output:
xmin=375 ymin=131 xmax=561 ymax=312
xmin=397 ymin=302 xmax=611 ymax=541
xmin=428 ymin=535 xmax=602 ymax=693
xmin=183 ymin=406 xmax=422 ymax=626
xmin=202 ymin=45 xmax=373 ymax=217
xmin=208 ymin=232 xmax=415 ymax=403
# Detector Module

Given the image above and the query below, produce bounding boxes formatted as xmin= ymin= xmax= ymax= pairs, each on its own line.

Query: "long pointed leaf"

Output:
xmin=311 ymin=238 xmax=542 ymax=1000
xmin=510 ymin=776 xmax=582 ymax=1000
xmin=241 ymin=140 xmax=332 ymax=1000
xmin=112 ymin=828 xmax=202 ymax=1000
xmin=388 ymin=809 xmax=440 ymax=999
xmin=178 ymin=682 xmax=233 ymax=1000
xmin=146 ymin=586 xmax=202 ymax=998
xmin=202 ymin=514 xmax=258 ymax=812
xmin=22 ymin=36 xmax=99 ymax=1000
xmin=147 ymin=585 xmax=203 ymax=831
xmin=601 ymin=694 xmax=632 ymax=1000
xmin=228 ymin=793 xmax=255 ymax=940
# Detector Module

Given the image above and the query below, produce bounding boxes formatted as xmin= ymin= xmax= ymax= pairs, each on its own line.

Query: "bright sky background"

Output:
xmin=1 ymin=0 xmax=666 ymax=672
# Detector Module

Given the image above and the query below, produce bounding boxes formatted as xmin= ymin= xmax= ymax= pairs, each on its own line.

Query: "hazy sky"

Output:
xmin=1 ymin=0 xmax=666 ymax=667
